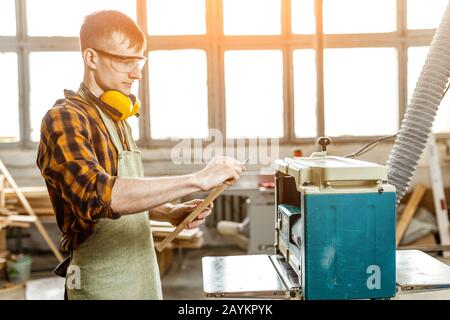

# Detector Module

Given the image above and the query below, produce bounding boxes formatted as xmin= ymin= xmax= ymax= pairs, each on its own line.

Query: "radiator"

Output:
xmin=207 ymin=195 xmax=249 ymax=228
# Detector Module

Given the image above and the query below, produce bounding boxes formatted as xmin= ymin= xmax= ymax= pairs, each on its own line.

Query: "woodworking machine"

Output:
xmin=202 ymin=138 xmax=450 ymax=299
xmin=272 ymin=143 xmax=396 ymax=299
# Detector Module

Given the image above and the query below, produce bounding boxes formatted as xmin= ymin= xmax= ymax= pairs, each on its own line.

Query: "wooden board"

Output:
xmin=156 ymin=182 xmax=229 ymax=252
xmin=0 ymin=229 xmax=5 ymax=252
xmin=151 ymin=227 xmax=202 ymax=240
xmin=396 ymin=184 xmax=427 ymax=246
xmin=2 ymin=186 xmax=49 ymax=198
xmin=156 ymin=247 xmax=173 ymax=277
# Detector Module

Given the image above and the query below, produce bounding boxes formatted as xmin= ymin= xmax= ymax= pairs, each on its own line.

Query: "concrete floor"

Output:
xmin=0 ymin=245 xmax=245 ymax=300
xmin=2 ymin=244 xmax=450 ymax=300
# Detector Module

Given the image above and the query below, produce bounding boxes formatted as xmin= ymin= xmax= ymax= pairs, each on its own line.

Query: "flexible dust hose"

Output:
xmin=387 ymin=2 xmax=450 ymax=204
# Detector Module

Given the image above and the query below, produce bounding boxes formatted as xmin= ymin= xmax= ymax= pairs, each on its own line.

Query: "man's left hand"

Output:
xmin=167 ymin=199 xmax=213 ymax=229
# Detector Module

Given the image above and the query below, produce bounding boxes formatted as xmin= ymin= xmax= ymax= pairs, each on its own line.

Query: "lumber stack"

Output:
xmin=2 ymin=186 xmax=55 ymax=218
xmin=0 ymin=228 xmax=9 ymax=283
xmin=397 ymin=185 xmax=445 ymax=251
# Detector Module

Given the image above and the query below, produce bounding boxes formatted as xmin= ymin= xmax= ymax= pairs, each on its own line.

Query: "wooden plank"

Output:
xmin=0 ymin=229 xmax=5 ymax=252
xmin=0 ymin=175 xmax=5 ymax=208
xmin=6 ymin=207 xmax=54 ymax=215
xmin=155 ymin=247 xmax=173 ymax=277
xmin=396 ymin=184 xmax=427 ymax=246
xmin=427 ymin=135 xmax=450 ymax=257
xmin=0 ymin=215 xmax=37 ymax=223
xmin=408 ymin=233 xmax=437 ymax=246
xmin=2 ymin=186 xmax=49 ymax=198
xmin=0 ymin=220 xmax=30 ymax=228
xmin=0 ymin=160 xmax=63 ymax=262
xmin=156 ymin=182 xmax=229 ymax=252
xmin=0 ymin=281 xmax=25 ymax=293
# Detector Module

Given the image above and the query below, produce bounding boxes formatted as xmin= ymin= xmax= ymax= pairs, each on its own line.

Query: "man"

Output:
xmin=36 ymin=10 xmax=245 ymax=300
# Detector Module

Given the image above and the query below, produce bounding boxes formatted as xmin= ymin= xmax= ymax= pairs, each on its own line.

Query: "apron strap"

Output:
xmin=122 ymin=121 xmax=139 ymax=152
xmin=95 ymin=106 xmax=125 ymax=154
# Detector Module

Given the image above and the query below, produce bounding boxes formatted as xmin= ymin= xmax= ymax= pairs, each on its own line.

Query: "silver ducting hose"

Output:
xmin=387 ymin=2 xmax=450 ymax=203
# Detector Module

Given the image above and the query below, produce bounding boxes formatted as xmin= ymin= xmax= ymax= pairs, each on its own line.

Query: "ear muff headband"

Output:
xmin=79 ymin=83 xmax=140 ymax=121
xmin=100 ymin=90 xmax=140 ymax=121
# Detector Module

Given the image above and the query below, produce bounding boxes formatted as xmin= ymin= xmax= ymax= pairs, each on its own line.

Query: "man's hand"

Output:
xmin=193 ymin=156 xmax=246 ymax=192
xmin=167 ymin=199 xmax=214 ymax=229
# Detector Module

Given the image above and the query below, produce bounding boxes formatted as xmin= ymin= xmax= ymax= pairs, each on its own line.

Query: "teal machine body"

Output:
xmin=275 ymin=154 xmax=396 ymax=299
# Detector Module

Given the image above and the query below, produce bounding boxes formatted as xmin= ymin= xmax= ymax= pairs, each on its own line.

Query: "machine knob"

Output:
xmin=317 ymin=136 xmax=332 ymax=152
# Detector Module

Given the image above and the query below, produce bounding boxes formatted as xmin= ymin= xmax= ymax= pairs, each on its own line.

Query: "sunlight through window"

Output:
xmin=147 ymin=0 xmax=206 ymax=35
xmin=225 ymin=50 xmax=284 ymax=138
xmin=291 ymin=0 xmax=315 ymax=34
xmin=0 ymin=0 xmax=16 ymax=36
xmin=408 ymin=46 xmax=450 ymax=133
xmin=407 ymin=0 xmax=448 ymax=30
xmin=294 ymin=49 xmax=317 ymax=138
xmin=324 ymin=48 xmax=398 ymax=136
xmin=223 ymin=0 xmax=281 ymax=35
xmin=0 ymin=53 xmax=20 ymax=142
xmin=148 ymin=50 xmax=208 ymax=139
xmin=26 ymin=0 xmax=136 ymax=36
xmin=323 ymin=0 xmax=396 ymax=34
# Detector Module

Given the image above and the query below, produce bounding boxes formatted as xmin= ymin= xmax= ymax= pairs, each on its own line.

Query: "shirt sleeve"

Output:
xmin=37 ymin=105 xmax=120 ymax=223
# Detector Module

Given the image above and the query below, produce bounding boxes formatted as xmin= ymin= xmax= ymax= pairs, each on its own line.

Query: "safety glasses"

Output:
xmin=92 ymin=48 xmax=147 ymax=73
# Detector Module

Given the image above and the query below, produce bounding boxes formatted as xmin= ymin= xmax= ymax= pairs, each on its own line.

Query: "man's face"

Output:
xmin=93 ymin=32 xmax=146 ymax=95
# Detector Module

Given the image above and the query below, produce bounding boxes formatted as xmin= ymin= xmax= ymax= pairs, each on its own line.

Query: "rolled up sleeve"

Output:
xmin=39 ymin=106 xmax=120 ymax=223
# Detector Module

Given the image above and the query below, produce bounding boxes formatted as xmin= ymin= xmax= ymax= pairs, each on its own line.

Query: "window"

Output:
xmin=223 ymin=0 xmax=282 ymax=35
xmin=408 ymin=47 xmax=450 ymax=133
xmin=148 ymin=50 xmax=208 ymax=139
xmin=324 ymin=48 xmax=398 ymax=137
xmin=3 ymin=1 xmax=450 ymax=147
xmin=291 ymin=0 xmax=315 ymax=34
xmin=224 ymin=50 xmax=284 ymax=139
xmin=26 ymin=0 xmax=136 ymax=36
xmin=0 ymin=53 xmax=20 ymax=142
xmin=0 ymin=0 xmax=16 ymax=36
xmin=293 ymin=49 xmax=316 ymax=138
xmin=407 ymin=0 xmax=448 ymax=30
xmin=147 ymin=0 xmax=206 ymax=35
xmin=29 ymin=52 xmax=84 ymax=142
xmin=323 ymin=0 xmax=396 ymax=34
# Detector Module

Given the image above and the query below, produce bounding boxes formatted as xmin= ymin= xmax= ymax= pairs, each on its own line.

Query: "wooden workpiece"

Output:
xmin=156 ymin=182 xmax=229 ymax=252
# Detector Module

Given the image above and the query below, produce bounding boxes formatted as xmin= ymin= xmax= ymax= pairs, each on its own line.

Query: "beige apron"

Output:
xmin=67 ymin=106 xmax=163 ymax=300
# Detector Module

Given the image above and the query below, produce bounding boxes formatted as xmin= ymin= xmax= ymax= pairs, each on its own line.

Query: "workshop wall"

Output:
xmin=0 ymin=141 xmax=449 ymax=188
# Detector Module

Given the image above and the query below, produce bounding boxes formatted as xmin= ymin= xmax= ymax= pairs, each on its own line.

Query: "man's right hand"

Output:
xmin=193 ymin=156 xmax=246 ymax=191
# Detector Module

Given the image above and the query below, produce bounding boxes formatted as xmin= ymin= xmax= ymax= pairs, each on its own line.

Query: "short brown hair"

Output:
xmin=79 ymin=10 xmax=146 ymax=52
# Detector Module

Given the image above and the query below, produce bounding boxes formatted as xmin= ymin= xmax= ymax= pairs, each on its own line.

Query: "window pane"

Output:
xmin=323 ymin=0 xmax=396 ymax=34
xmin=408 ymin=0 xmax=448 ymax=30
xmin=293 ymin=49 xmax=316 ymax=138
xmin=26 ymin=0 xmax=136 ymax=36
xmin=291 ymin=0 xmax=315 ymax=34
xmin=147 ymin=0 xmax=206 ymax=35
xmin=29 ymin=52 xmax=83 ymax=142
xmin=324 ymin=48 xmax=398 ymax=137
xmin=408 ymin=47 xmax=450 ymax=133
xmin=149 ymin=50 xmax=208 ymax=139
xmin=223 ymin=0 xmax=281 ymax=35
xmin=0 ymin=53 xmax=19 ymax=142
xmin=0 ymin=0 xmax=16 ymax=36
xmin=225 ymin=50 xmax=283 ymax=138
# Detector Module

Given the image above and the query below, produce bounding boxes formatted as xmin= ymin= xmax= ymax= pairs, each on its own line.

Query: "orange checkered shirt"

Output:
xmin=37 ymin=88 xmax=133 ymax=253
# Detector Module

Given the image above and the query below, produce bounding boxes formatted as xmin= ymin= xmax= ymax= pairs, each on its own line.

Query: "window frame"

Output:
xmin=0 ymin=0 xmax=448 ymax=150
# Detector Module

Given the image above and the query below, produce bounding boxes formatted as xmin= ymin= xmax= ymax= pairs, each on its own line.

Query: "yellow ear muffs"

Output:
xmin=99 ymin=90 xmax=141 ymax=121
